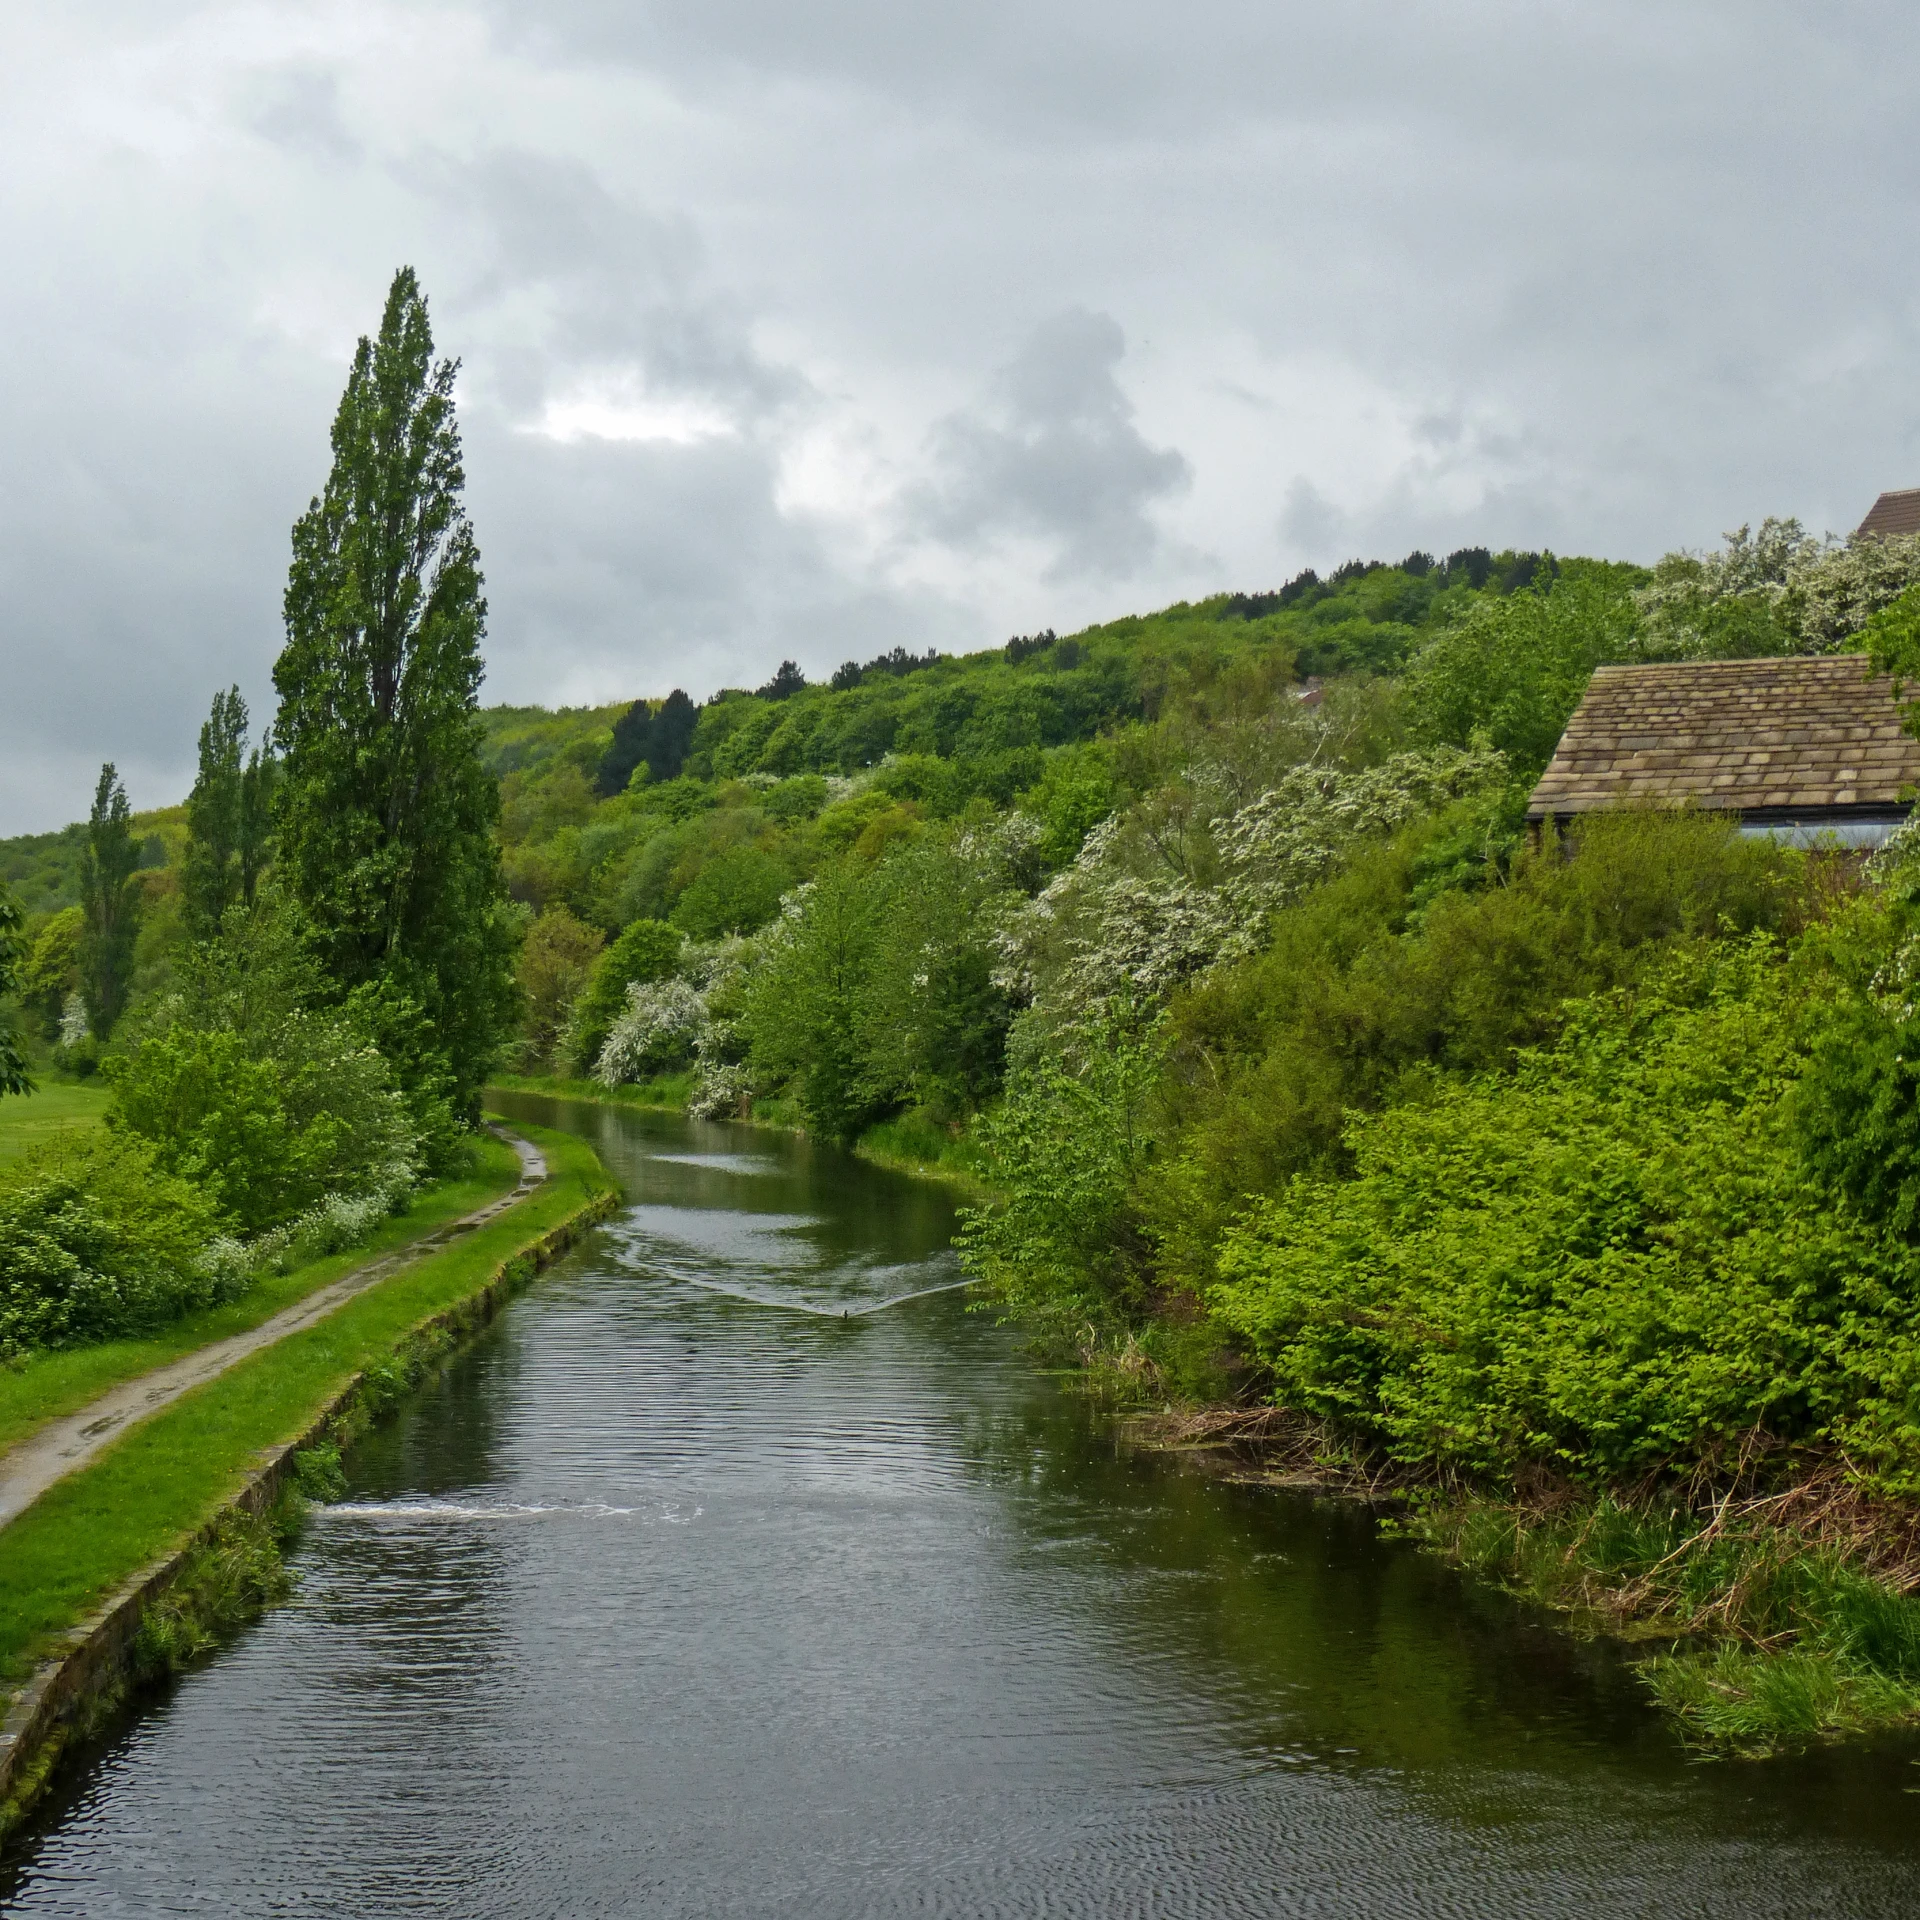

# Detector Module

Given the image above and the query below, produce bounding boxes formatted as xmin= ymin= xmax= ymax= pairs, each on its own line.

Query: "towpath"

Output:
xmin=0 ymin=1130 xmax=547 ymax=1532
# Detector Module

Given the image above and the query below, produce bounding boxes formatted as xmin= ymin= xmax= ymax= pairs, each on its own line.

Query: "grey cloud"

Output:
xmin=911 ymin=310 xmax=1188 ymax=579
xmin=467 ymin=423 xmax=974 ymax=708
xmin=423 ymin=148 xmax=798 ymax=419
xmin=1278 ymin=480 xmax=1344 ymax=558
xmin=245 ymin=68 xmax=362 ymax=169
xmin=11 ymin=1 xmax=1920 ymax=833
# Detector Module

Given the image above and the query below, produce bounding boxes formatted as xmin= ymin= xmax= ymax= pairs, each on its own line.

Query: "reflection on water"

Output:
xmin=8 ymin=1094 xmax=1920 ymax=1916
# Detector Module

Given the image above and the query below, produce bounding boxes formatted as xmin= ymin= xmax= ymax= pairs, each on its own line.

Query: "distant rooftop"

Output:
xmin=1527 ymin=656 xmax=1920 ymax=824
xmin=1858 ymin=488 xmax=1920 ymax=539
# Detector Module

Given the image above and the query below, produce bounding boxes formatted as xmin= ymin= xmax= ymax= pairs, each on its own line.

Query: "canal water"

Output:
xmin=7 ymin=1094 xmax=1920 ymax=1915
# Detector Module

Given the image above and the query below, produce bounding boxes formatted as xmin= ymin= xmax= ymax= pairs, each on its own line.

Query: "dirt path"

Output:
xmin=0 ymin=1130 xmax=548 ymax=1532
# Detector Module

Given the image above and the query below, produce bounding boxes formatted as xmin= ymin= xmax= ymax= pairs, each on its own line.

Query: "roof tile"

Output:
xmin=1526 ymin=656 xmax=1920 ymax=819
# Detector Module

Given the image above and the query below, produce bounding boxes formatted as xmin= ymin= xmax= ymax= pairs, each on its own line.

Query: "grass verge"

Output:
xmin=0 ymin=1134 xmax=523 ymax=1459
xmin=851 ymin=1107 xmax=994 ymax=1196
xmin=0 ymin=1122 xmax=614 ymax=1695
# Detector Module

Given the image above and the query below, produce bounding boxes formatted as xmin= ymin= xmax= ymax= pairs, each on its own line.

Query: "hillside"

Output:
xmin=0 ymin=546 xmax=1556 ymax=931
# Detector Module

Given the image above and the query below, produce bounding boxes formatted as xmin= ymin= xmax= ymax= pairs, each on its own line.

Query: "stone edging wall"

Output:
xmin=0 ymin=1180 xmax=620 ymax=1834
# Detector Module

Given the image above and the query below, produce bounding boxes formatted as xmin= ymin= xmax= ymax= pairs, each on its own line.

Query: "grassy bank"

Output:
xmin=0 ymin=1122 xmax=613 ymax=1693
xmin=0 ymin=1081 xmax=109 ymax=1167
xmin=847 ymin=1108 xmax=993 ymax=1195
xmin=1410 ymin=1473 xmax=1920 ymax=1755
xmin=0 ymin=1134 xmax=522 ymax=1458
xmin=488 ymin=1068 xmax=693 ymax=1110
xmin=1137 ymin=1406 xmax=1920 ymax=1756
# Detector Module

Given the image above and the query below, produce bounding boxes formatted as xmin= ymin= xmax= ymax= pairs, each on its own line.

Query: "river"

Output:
xmin=6 ymin=1093 xmax=1920 ymax=1915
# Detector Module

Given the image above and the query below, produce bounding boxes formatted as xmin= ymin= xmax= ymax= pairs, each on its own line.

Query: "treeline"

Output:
xmin=481 ymin=543 xmax=1568 ymax=1099
xmin=0 ymin=268 xmax=517 ymax=1360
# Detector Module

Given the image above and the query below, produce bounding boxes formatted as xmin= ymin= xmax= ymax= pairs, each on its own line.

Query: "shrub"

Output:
xmin=595 ymin=977 xmax=706 ymax=1083
xmin=0 ymin=1133 xmax=226 ymax=1356
xmin=1209 ymin=937 xmax=1920 ymax=1484
xmin=957 ymin=1004 xmax=1166 ymax=1341
xmin=1149 ymin=805 xmax=1806 ymax=1288
xmin=107 ymin=1009 xmax=417 ymax=1234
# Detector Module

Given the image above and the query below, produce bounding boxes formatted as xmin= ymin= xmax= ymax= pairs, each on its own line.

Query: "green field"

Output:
xmin=0 ymin=1080 xmax=110 ymax=1166
xmin=0 ymin=1123 xmax=612 ymax=1689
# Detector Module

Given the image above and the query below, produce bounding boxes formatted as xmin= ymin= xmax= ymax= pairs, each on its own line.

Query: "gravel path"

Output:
xmin=0 ymin=1130 xmax=547 ymax=1532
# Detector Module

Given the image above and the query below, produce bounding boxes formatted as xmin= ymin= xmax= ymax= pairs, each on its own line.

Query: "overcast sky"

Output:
xmin=3 ymin=1 xmax=1917 ymax=834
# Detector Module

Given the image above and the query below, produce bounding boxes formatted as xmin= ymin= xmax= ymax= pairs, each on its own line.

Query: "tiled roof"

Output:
xmin=1526 ymin=656 xmax=1920 ymax=821
xmin=1858 ymin=489 xmax=1920 ymax=539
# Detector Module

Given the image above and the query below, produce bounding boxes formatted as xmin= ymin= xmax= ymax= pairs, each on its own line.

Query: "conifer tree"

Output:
xmin=271 ymin=267 xmax=516 ymax=1116
xmin=79 ymin=763 xmax=139 ymax=1037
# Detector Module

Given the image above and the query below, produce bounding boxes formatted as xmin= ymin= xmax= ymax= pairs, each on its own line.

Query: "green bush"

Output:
xmin=1210 ymin=936 xmax=1920 ymax=1483
xmin=1790 ymin=846 xmax=1920 ymax=1235
xmin=106 ymin=1010 xmax=416 ymax=1234
xmin=957 ymin=1005 xmax=1166 ymax=1340
xmin=1149 ymin=805 xmax=1806 ymax=1288
xmin=0 ymin=1132 xmax=224 ymax=1355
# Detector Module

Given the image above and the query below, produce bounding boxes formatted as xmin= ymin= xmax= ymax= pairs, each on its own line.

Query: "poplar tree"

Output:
xmin=79 ymin=764 xmax=139 ymax=1037
xmin=0 ymin=881 xmax=30 ymax=1095
xmin=184 ymin=686 xmax=278 ymax=940
xmin=271 ymin=267 xmax=516 ymax=1117
xmin=183 ymin=686 xmax=245 ymax=939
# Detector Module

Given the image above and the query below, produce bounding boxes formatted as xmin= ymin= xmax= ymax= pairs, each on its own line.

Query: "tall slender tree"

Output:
xmin=79 ymin=763 xmax=139 ymax=1037
xmin=0 ymin=880 xmax=31 ymax=1095
xmin=182 ymin=686 xmax=247 ymax=939
xmin=237 ymin=741 xmax=278 ymax=911
xmin=183 ymin=686 xmax=277 ymax=941
xmin=271 ymin=267 xmax=516 ymax=1115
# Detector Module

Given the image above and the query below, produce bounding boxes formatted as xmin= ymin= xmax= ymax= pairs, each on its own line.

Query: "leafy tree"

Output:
xmin=741 ymin=865 xmax=883 ymax=1142
xmin=1406 ymin=561 xmax=1645 ymax=782
xmin=0 ymin=880 xmax=30 ymax=1094
xmin=567 ymin=917 xmax=683 ymax=1073
xmin=757 ymin=659 xmax=806 ymax=701
xmin=1864 ymin=580 xmax=1920 ymax=696
xmin=515 ymin=904 xmax=605 ymax=1069
xmin=271 ymin=266 xmax=517 ymax=1117
xmin=668 ymin=846 xmax=791 ymax=939
xmin=19 ymin=905 xmax=83 ymax=1040
xmin=79 ymin=764 xmax=139 ymax=1038
xmin=859 ymin=831 xmax=1014 ymax=1120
